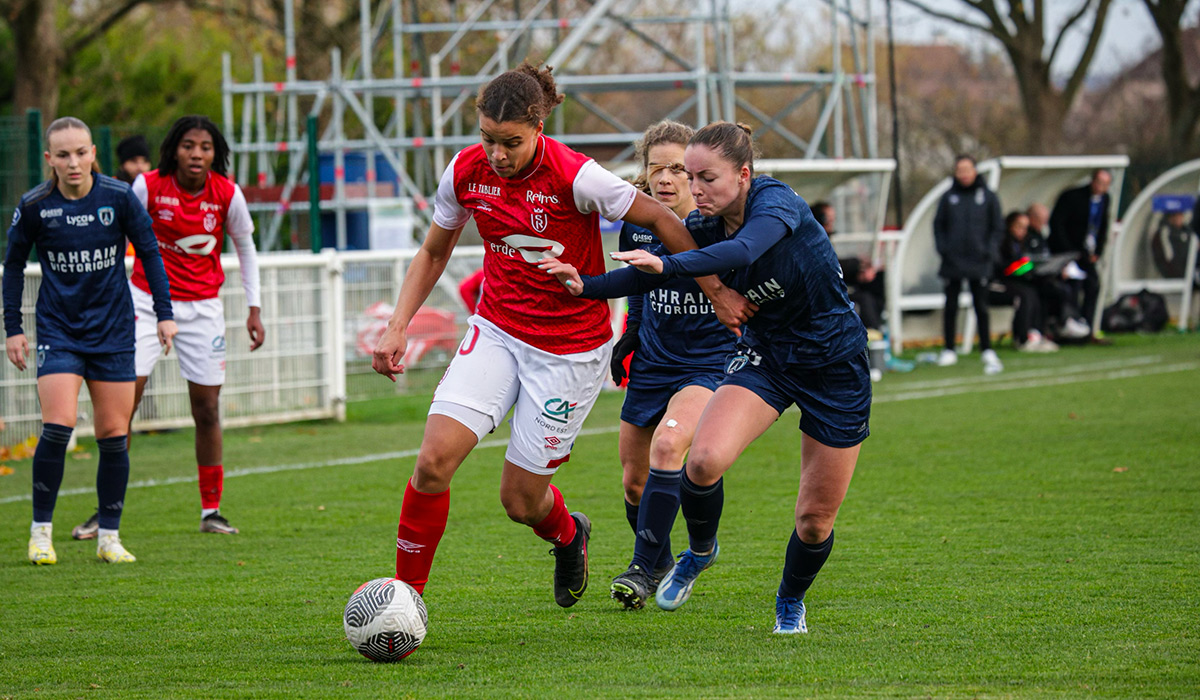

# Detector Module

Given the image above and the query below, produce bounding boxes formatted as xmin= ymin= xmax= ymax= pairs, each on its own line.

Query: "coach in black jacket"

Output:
xmin=1048 ymin=169 xmax=1113 ymax=330
xmin=932 ymin=155 xmax=1004 ymax=372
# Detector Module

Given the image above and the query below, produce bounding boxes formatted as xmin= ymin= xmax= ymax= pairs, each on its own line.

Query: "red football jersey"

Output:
xmin=435 ymin=136 xmax=637 ymax=355
xmin=130 ymin=170 xmax=251 ymax=302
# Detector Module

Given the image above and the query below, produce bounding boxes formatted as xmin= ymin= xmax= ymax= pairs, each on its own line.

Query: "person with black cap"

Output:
xmin=115 ymin=135 xmax=152 ymax=184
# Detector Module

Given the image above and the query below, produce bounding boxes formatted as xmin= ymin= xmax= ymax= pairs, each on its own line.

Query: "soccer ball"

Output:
xmin=343 ymin=578 xmax=428 ymax=662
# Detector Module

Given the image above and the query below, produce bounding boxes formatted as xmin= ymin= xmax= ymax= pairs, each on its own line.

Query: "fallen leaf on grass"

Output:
xmin=1068 ymin=412 xmax=1078 ymax=419
xmin=248 ymin=436 xmax=263 ymax=443
xmin=71 ymin=452 xmax=92 ymax=460
xmin=0 ymin=466 xmax=13 ymax=476
xmin=317 ymin=505 xmax=325 ymax=511
xmin=1113 ymin=466 xmax=1128 ymax=473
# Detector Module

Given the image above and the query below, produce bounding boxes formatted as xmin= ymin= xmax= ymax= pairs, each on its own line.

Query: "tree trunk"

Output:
xmin=1007 ymin=50 xmax=1066 ymax=154
xmin=11 ymin=0 xmax=62 ymax=120
xmin=1148 ymin=1 xmax=1200 ymax=157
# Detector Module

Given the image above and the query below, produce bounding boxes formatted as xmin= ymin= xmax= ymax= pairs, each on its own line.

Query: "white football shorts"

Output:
xmin=132 ymin=283 xmax=227 ymax=386
xmin=430 ymin=316 xmax=610 ymax=475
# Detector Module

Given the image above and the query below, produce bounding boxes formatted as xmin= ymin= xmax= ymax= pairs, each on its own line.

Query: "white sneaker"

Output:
xmin=936 ymin=349 xmax=958 ymax=367
xmin=982 ymin=349 xmax=1004 ymax=375
xmin=1020 ymin=331 xmax=1059 ymax=353
xmin=1061 ymin=317 xmax=1091 ymax=339
xmin=1032 ymin=335 xmax=1059 ymax=353
xmin=28 ymin=525 xmax=56 ymax=565
xmin=97 ymin=533 xmax=136 ymax=563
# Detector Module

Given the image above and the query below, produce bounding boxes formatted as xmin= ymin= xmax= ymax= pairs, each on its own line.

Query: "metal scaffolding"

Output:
xmin=222 ymin=0 xmax=880 ymax=251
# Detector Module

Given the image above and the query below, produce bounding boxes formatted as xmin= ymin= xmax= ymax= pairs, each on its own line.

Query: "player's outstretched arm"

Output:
xmin=609 ymin=249 xmax=664 ymax=273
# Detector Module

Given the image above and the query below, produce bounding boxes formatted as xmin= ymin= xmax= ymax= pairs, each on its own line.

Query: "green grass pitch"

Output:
xmin=1 ymin=334 xmax=1198 ymax=698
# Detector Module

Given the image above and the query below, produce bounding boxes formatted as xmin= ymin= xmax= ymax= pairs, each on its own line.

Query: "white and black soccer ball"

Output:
xmin=343 ymin=578 xmax=428 ymax=662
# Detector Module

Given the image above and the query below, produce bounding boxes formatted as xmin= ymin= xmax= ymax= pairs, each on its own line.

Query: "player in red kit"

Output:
xmin=372 ymin=62 xmax=752 ymax=608
xmin=72 ymin=115 xmax=264 ymax=539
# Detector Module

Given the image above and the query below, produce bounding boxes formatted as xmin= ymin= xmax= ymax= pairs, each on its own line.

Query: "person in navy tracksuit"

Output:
xmin=606 ymin=120 xmax=737 ymax=610
xmin=4 ymin=117 xmax=176 ymax=565
xmin=541 ymin=122 xmax=869 ymax=634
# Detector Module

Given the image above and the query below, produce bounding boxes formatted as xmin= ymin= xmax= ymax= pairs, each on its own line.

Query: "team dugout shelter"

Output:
xmin=888 ymin=155 xmax=1130 ymax=354
xmin=1110 ymin=159 xmax=1200 ymax=331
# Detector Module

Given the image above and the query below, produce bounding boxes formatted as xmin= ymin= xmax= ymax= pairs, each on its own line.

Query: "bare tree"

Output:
xmin=1143 ymin=0 xmax=1200 ymax=156
xmin=2 ymin=0 xmax=157 ymax=118
xmin=901 ymin=0 xmax=1114 ymax=153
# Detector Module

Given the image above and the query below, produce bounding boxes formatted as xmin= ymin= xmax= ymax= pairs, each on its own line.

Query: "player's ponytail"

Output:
xmin=476 ymin=62 xmax=565 ymax=127
xmin=43 ymin=117 xmax=100 ymax=188
xmin=690 ymin=121 xmax=759 ymax=177
xmin=631 ymin=120 xmax=694 ymax=193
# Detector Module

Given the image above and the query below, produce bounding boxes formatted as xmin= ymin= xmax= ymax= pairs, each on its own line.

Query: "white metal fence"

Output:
xmin=0 ymin=247 xmax=485 ymax=447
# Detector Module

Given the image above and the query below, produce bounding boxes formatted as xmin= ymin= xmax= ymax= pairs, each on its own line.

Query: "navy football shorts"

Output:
xmin=620 ymin=361 xmax=723 ymax=428
xmin=37 ymin=346 xmax=136 ymax=382
xmin=719 ymin=344 xmax=871 ymax=448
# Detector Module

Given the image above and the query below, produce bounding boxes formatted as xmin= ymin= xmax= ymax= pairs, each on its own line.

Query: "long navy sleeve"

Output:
xmin=3 ymin=196 xmax=38 ymax=336
xmin=579 ymin=264 xmax=667 ymax=301
xmin=121 ymin=187 xmax=173 ymax=321
xmin=659 ymin=213 xmax=789 ymax=278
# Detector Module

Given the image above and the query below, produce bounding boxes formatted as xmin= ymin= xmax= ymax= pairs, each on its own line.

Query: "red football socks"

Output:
xmin=395 ymin=480 xmax=450 ymax=594
xmin=198 ymin=464 xmax=224 ymax=510
xmin=532 ymin=485 xmax=577 ymax=547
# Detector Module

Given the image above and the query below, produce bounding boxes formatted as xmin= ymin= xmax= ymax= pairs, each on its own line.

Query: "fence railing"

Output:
xmin=0 ymin=247 xmax=486 ymax=447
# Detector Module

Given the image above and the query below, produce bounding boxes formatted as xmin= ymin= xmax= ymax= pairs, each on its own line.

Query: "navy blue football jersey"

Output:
xmin=585 ymin=178 xmax=866 ymax=368
xmin=618 ymin=221 xmax=734 ymax=375
xmin=4 ymin=175 xmax=173 ymax=354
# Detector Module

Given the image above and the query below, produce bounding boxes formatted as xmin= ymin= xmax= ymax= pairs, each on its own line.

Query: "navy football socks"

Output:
xmin=96 ymin=435 xmax=130 ymax=530
xmin=31 ymin=423 xmax=73 ymax=523
xmin=630 ymin=468 xmax=680 ymax=572
xmin=778 ymin=528 xmax=835 ymax=600
xmin=679 ymin=469 xmax=723 ymax=555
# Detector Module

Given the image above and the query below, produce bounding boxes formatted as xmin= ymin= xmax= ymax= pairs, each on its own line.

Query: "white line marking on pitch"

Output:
xmin=2 ymin=359 xmax=1196 ymax=505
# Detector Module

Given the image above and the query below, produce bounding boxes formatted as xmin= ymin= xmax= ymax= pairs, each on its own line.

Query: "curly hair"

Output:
xmin=476 ymin=62 xmax=565 ymax=126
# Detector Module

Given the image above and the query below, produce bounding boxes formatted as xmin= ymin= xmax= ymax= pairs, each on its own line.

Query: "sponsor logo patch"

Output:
xmin=498 ymin=233 xmax=564 ymax=263
xmin=541 ymin=398 xmax=577 ymax=424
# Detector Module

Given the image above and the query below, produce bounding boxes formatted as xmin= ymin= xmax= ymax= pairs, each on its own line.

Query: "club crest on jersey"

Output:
xmin=97 ymin=206 xmax=114 ymax=227
xmin=203 ymin=212 xmax=218 ymax=233
xmin=531 ymin=207 xmax=548 ymax=233
xmin=176 ymin=233 xmax=219 ymax=256
xmin=498 ymin=233 xmax=565 ymax=263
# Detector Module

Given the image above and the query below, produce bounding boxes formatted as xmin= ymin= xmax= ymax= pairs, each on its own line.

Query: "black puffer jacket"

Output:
xmin=933 ymin=175 xmax=1003 ymax=280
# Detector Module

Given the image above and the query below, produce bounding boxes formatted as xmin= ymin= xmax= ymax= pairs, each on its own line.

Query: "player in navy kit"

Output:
xmin=542 ymin=122 xmax=870 ymax=633
xmin=4 ymin=117 xmax=177 ymax=565
xmin=607 ymin=120 xmax=739 ymax=609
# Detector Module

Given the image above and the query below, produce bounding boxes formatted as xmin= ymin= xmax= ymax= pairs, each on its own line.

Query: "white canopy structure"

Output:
xmin=1111 ymin=159 xmax=1200 ymax=331
xmin=888 ymin=155 xmax=1130 ymax=353
xmin=755 ymin=159 xmax=896 ymax=271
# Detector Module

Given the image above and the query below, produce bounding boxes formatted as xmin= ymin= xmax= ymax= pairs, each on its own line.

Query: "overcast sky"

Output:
xmin=739 ymin=0 xmax=1199 ymax=80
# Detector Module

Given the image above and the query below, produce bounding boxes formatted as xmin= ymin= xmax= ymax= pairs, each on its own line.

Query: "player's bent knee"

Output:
xmin=648 ymin=436 xmax=688 ymax=471
xmin=499 ymin=492 xmax=542 ymax=526
xmin=795 ymin=512 xmax=835 ymax=544
xmin=684 ymin=447 xmax=732 ymax=485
